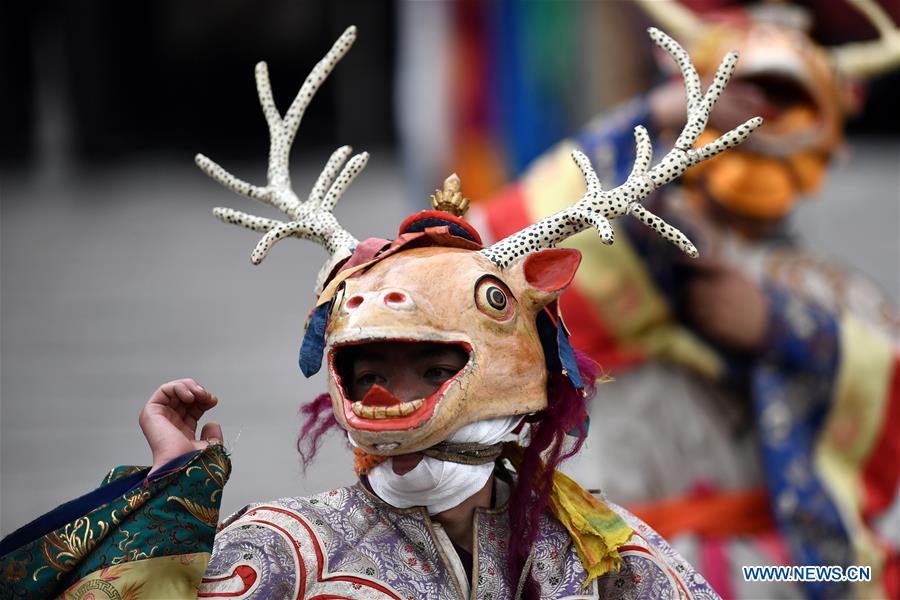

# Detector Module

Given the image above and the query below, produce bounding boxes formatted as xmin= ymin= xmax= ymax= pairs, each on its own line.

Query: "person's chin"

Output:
xmin=390 ymin=453 xmax=424 ymax=475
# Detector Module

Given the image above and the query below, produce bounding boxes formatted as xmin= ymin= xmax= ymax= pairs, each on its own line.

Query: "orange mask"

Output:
xmin=683 ymin=126 xmax=829 ymax=220
xmin=636 ymin=1 xmax=900 ymax=220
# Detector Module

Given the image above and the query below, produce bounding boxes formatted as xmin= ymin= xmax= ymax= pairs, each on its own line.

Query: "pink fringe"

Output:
xmin=296 ymin=392 xmax=339 ymax=471
xmin=506 ymin=349 xmax=599 ymax=599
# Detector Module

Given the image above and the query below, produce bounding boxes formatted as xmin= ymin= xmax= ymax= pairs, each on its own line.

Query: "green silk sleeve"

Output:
xmin=0 ymin=445 xmax=230 ymax=599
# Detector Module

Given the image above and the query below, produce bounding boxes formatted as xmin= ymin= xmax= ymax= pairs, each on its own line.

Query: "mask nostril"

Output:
xmin=383 ymin=291 xmax=407 ymax=304
xmin=346 ymin=295 xmax=364 ymax=309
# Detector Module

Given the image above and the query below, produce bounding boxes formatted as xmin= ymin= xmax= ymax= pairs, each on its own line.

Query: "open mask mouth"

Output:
xmin=720 ymin=73 xmax=828 ymax=156
xmin=328 ymin=339 xmax=472 ymax=432
xmin=739 ymin=74 xmax=818 ymax=122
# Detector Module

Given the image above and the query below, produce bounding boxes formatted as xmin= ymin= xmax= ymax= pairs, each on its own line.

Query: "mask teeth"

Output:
xmin=351 ymin=398 xmax=424 ymax=419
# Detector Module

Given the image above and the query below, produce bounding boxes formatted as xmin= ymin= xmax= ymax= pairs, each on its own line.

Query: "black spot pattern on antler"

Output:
xmin=195 ymin=26 xmax=364 ymax=265
xmin=480 ymin=28 xmax=763 ymax=270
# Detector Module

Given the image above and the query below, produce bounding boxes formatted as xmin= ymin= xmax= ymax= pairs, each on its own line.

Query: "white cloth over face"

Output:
xmin=365 ymin=415 xmax=521 ymax=514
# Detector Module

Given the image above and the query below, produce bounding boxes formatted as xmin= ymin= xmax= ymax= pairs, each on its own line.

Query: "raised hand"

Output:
xmin=686 ymin=258 xmax=770 ymax=352
xmin=139 ymin=378 xmax=223 ymax=475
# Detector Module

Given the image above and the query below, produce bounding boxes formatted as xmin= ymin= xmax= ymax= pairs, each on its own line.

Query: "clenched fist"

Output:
xmin=139 ymin=378 xmax=223 ymax=475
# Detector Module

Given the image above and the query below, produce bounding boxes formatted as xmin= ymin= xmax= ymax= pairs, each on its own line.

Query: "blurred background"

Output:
xmin=1 ymin=0 xmax=898 ymax=544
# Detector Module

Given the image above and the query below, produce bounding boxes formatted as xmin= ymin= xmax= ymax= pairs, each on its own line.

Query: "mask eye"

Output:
xmin=474 ymin=276 xmax=515 ymax=320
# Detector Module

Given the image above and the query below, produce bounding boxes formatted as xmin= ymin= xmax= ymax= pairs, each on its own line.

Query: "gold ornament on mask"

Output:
xmin=430 ymin=173 xmax=470 ymax=217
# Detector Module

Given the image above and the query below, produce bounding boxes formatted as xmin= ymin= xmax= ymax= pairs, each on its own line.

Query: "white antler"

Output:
xmin=195 ymin=26 xmax=367 ymax=264
xmin=480 ymin=28 xmax=764 ymax=269
xmin=633 ymin=0 xmax=706 ymax=45
xmin=830 ymin=0 xmax=900 ymax=79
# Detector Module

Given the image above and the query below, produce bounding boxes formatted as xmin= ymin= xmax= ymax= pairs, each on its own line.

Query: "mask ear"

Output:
xmin=507 ymin=248 xmax=582 ymax=310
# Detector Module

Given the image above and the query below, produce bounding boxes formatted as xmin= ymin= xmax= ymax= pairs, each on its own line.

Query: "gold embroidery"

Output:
xmin=111 ymin=487 xmax=151 ymax=526
xmin=110 ymin=530 xmax=158 ymax=565
xmin=184 ymin=448 xmax=230 ymax=503
xmin=167 ymin=496 xmax=219 ymax=528
xmin=40 ymin=517 xmax=109 ymax=573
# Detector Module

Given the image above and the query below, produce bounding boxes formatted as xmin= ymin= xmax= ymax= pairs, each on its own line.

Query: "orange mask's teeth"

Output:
xmin=351 ymin=398 xmax=424 ymax=420
xmin=359 ymin=384 xmax=402 ymax=407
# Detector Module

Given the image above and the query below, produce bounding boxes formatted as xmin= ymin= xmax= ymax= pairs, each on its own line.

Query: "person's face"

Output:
xmin=344 ymin=342 xmax=469 ymax=403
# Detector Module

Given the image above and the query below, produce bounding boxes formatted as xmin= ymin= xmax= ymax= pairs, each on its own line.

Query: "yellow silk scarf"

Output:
xmin=502 ymin=443 xmax=633 ymax=586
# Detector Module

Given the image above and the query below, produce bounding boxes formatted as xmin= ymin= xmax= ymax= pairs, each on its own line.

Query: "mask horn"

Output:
xmin=479 ymin=28 xmax=763 ymax=269
xmin=633 ymin=0 xmax=707 ymax=45
xmin=195 ymin=26 xmax=367 ymax=266
xmin=830 ymin=0 xmax=900 ymax=79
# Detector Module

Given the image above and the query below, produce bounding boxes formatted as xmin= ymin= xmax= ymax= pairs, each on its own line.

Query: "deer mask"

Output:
xmin=196 ymin=26 xmax=761 ymax=456
xmin=638 ymin=0 xmax=899 ymax=156
xmin=637 ymin=0 xmax=899 ymax=219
